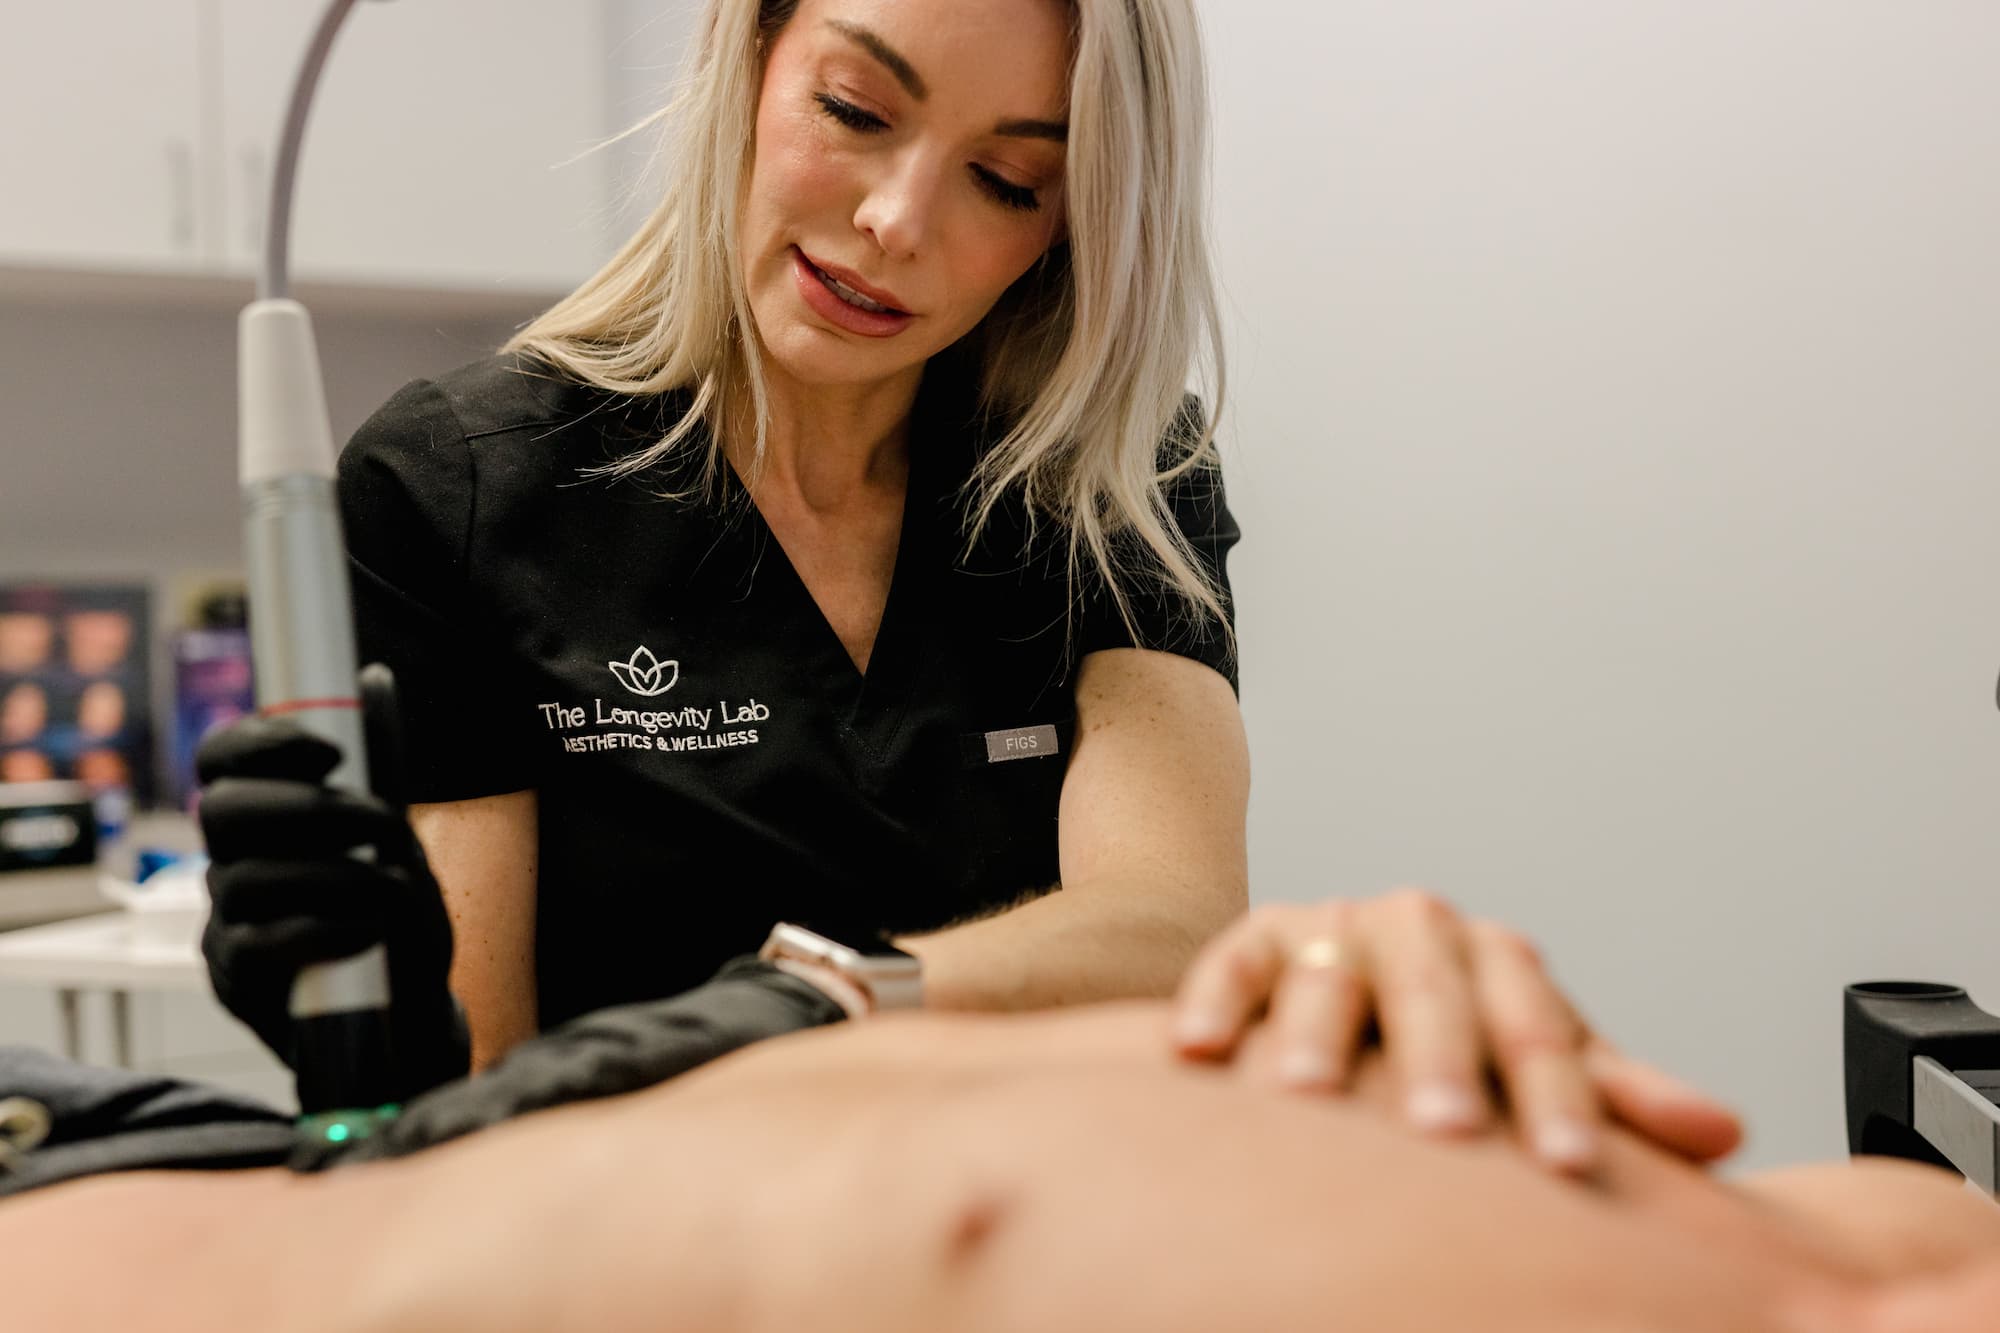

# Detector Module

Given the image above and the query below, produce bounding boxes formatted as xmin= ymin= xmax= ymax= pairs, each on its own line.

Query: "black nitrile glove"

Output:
xmin=290 ymin=957 xmax=846 ymax=1172
xmin=195 ymin=715 xmax=468 ymax=1102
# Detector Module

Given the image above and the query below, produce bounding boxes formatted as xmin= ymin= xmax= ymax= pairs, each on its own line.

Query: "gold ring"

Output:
xmin=1292 ymin=937 xmax=1347 ymax=971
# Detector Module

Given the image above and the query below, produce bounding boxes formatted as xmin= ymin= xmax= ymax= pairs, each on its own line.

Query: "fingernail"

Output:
xmin=1277 ymin=1049 xmax=1336 ymax=1089
xmin=1405 ymin=1083 xmax=1482 ymax=1133
xmin=1535 ymin=1119 xmax=1599 ymax=1170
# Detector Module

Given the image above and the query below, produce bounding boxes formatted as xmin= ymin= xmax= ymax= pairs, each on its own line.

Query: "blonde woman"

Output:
xmin=198 ymin=0 xmax=1733 ymax=1173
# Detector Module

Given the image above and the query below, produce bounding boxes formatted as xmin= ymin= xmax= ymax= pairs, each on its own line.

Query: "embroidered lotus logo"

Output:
xmin=609 ymin=646 xmax=679 ymax=697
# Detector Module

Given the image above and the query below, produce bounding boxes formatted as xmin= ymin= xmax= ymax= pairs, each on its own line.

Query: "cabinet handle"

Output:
xmin=165 ymin=139 xmax=197 ymax=253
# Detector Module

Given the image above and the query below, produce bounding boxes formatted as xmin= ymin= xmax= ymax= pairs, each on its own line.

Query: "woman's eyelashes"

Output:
xmin=814 ymin=92 xmax=885 ymax=132
xmin=970 ymin=166 xmax=1040 ymax=212
xmin=813 ymin=93 xmax=1044 ymax=214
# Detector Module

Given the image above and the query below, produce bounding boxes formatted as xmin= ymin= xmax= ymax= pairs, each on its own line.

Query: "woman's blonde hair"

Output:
xmin=506 ymin=0 xmax=1228 ymax=643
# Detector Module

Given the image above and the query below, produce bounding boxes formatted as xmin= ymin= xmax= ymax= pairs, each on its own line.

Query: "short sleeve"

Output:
xmin=1075 ymin=401 xmax=1242 ymax=693
xmin=338 ymin=380 xmax=539 ymax=801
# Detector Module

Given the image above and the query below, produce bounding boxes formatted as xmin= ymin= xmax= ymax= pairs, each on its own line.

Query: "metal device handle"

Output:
xmin=238 ymin=0 xmax=403 ymax=1141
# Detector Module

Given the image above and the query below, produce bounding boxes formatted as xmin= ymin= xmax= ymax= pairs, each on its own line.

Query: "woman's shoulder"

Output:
xmin=346 ymin=352 xmax=681 ymax=472
xmin=340 ymin=353 xmax=700 ymax=519
xmin=338 ymin=353 xmax=700 ymax=562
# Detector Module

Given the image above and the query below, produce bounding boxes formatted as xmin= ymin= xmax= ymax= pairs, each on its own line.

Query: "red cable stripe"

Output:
xmin=261 ymin=697 xmax=360 ymax=715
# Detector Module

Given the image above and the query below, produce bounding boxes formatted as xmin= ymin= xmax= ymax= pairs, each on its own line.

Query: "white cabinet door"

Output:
xmin=219 ymin=0 xmax=615 ymax=291
xmin=0 ymin=4 xmax=213 ymax=272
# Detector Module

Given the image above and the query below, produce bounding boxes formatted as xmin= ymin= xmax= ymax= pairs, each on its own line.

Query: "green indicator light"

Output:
xmin=298 ymin=1105 xmax=399 ymax=1145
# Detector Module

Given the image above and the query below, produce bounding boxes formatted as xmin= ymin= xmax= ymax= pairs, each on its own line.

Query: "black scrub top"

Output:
xmin=338 ymin=350 xmax=1238 ymax=1029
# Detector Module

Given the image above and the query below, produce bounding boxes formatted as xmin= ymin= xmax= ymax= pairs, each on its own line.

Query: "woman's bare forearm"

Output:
xmin=901 ymin=874 xmax=1240 ymax=1010
xmin=409 ymin=791 xmax=541 ymax=1068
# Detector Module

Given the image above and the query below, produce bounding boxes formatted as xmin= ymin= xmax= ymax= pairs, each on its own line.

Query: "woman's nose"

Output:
xmin=853 ymin=150 xmax=941 ymax=260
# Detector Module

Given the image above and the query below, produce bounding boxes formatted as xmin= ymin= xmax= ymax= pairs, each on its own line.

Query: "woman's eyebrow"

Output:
xmin=822 ymin=19 xmax=1069 ymax=143
xmin=826 ymin=20 xmax=928 ymax=100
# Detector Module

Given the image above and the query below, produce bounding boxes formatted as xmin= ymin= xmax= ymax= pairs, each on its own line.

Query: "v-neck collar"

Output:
xmin=714 ymin=361 xmax=975 ymax=737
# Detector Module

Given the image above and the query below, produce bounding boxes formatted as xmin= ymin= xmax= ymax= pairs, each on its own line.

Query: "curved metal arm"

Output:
xmin=260 ymin=0 xmax=372 ymax=300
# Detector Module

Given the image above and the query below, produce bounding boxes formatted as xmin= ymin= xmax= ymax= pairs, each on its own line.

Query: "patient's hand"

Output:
xmin=1168 ymin=893 xmax=1743 ymax=1175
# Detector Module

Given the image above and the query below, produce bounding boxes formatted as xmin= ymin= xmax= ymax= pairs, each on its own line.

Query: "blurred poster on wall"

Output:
xmin=171 ymin=629 xmax=253 ymax=810
xmin=0 ymin=582 xmax=153 ymax=808
xmin=162 ymin=579 xmax=254 ymax=810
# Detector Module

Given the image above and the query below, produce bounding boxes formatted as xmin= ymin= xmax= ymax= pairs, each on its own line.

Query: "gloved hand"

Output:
xmin=292 ymin=957 xmax=846 ymax=1172
xmin=195 ymin=715 xmax=468 ymax=1102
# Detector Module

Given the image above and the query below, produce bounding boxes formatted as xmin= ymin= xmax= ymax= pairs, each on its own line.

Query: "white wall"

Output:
xmin=1203 ymin=0 xmax=2000 ymax=1169
xmin=602 ymin=0 xmax=706 ymax=237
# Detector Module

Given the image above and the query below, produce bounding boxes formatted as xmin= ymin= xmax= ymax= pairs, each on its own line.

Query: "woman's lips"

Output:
xmin=805 ymin=252 xmax=909 ymax=311
xmin=790 ymin=247 xmax=916 ymax=338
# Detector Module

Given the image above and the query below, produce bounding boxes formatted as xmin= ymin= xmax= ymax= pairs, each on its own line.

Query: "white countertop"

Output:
xmin=0 ymin=865 xmax=119 ymax=931
xmin=0 ymin=909 xmax=207 ymax=991
xmin=0 ymin=809 xmax=206 ymax=928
